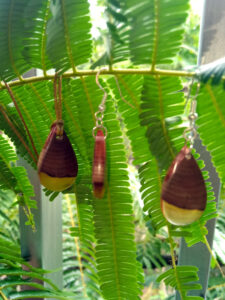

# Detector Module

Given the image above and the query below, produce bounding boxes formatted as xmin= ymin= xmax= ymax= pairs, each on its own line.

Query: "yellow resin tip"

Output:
xmin=161 ymin=200 xmax=204 ymax=226
xmin=39 ymin=172 xmax=75 ymax=192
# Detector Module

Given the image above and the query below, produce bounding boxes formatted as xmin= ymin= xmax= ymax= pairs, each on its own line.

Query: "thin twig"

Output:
xmin=4 ymin=82 xmax=39 ymax=159
xmin=0 ymin=68 xmax=195 ymax=91
xmin=114 ymin=75 xmax=135 ymax=109
xmin=208 ymin=282 xmax=225 ymax=291
xmin=0 ymin=105 xmax=37 ymax=164
xmin=204 ymin=235 xmax=225 ymax=278
xmin=0 ymin=289 xmax=9 ymax=300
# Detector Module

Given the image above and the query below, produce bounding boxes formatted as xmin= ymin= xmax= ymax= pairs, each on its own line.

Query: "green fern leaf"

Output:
xmin=0 ymin=0 xmax=32 ymax=80
xmin=140 ymin=75 xmax=185 ymax=171
xmin=66 ymin=75 xmax=141 ymax=298
xmin=91 ymin=1 xmax=129 ymax=68
xmin=8 ymin=290 xmax=79 ymax=300
xmin=0 ymin=135 xmax=17 ymax=190
xmin=157 ymin=265 xmax=203 ymax=299
xmin=23 ymin=0 xmax=52 ymax=72
xmin=139 ymin=160 xmax=166 ymax=229
xmin=124 ymin=0 xmax=189 ymax=66
xmin=47 ymin=0 xmax=92 ymax=73
xmin=11 ymin=84 xmax=52 ymax=153
xmin=61 ymin=79 xmax=101 ymax=295
xmin=93 ymin=97 xmax=141 ymax=299
xmin=197 ymin=83 xmax=225 ymax=183
xmin=108 ymin=75 xmax=167 ymax=230
xmin=0 ymin=91 xmax=36 ymax=166
xmin=108 ymin=74 xmax=149 ymax=165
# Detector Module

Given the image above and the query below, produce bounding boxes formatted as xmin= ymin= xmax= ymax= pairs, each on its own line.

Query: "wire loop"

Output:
xmin=92 ymin=126 xmax=107 ymax=139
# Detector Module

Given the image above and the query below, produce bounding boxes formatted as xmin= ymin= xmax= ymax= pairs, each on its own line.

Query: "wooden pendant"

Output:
xmin=38 ymin=121 xmax=78 ymax=192
xmin=161 ymin=145 xmax=207 ymax=226
xmin=92 ymin=129 xmax=106 ymax=198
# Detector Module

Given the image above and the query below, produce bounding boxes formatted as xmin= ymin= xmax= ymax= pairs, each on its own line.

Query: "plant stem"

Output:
xmin=203 ymin=235 xmax=225 ymax=278
xmin=0 ymin=68 xmax=195 ymax=91
xmin=208 ymin=283 xmax=225 ymax=291
xmin=0 ymin=289 xmax=9 ymax=300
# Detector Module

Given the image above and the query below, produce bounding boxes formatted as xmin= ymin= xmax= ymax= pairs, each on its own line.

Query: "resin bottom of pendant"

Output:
xmin=161 ymin=199 xmax=204 ymax=226
xmin=39 ymin=172 xmax=76 ymax=192
xmin=93 ymin=182 xmax=105 ymax=199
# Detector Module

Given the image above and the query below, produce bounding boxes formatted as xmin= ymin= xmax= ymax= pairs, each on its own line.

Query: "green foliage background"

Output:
xmin=0 ymin=0 xmax=224 ymax=299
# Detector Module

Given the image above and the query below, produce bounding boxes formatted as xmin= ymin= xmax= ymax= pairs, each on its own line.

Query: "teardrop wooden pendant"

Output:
xmin=38 ymin=121 xmax=78 ymax=192
xmin=161 ymin=145 xmax=207 ymax=226
xmin=92 ymin=129 xmax=106 ymax=198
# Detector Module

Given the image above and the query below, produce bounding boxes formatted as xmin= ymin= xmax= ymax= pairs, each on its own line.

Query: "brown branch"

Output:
xmin=4 ymin=82 xmax=39 ymax=159
xmin=0 ymin=105 xmax=37 ymax=164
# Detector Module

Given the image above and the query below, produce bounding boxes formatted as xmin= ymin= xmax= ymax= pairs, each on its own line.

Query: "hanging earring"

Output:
xmin=92 ymin=70 xmax=107 ymax=198
xmin=161 ymin=82 xmax=207 ymax=226
xmin=37 ymin=75 xmax=78 ymax=192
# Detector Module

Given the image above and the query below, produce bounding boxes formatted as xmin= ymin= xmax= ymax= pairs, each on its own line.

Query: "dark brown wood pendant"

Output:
xmin=37 ymin=121 xmax=78 ymax=192
xmin=161 ymin=145 xmax=207 ymax=226
xmin=92 ymin=129 xmax=106 ymax=198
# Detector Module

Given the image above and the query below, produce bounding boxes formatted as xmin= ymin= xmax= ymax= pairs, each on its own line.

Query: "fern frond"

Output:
xmin=63 ymin=194 xmax=100 ymax=298
xmin=108 ymin=75 xmax=167 ymax=230
xmin=108 ymin=75 xmax=149 ymax=164
xmin=0 ymin=134 xmax=36 ymax=228
xmin=61 ymin=78 xmax=100 ymax=295
xmin=197 ymin=83 xmax=225 ymax=183
xmin=23 ymin=0 xmax=52 ymax=73
xmin=124 ymin=0 xmax=189 ymax=67
xmin=0 ymin=0 xmax=31 ymax=80
xmin=92 ymin=0 xmax=129 ymax=68
xmin=157 ymin=265 xmax=203 ymax=300
xmin=140 ymin=75 xmax=185 ymax=171
xmin=93 ymin=97 xmax=141 ymax=299
xmin=139 ymin=160 xmax=166 ymax=230
xmin=65 ymin=75 xmax=142 ymax=298
xmin=0 ymin=135 xmax=17 ymax=190
xmin=47 ymin=0 xmax=92 ymax=73
xmin=0 ymin=238 xmax=81 ymax=300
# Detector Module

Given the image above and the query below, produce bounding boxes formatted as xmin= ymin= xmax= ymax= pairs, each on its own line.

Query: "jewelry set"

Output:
xmin=5 ymin=72 xmax=206 ymax=226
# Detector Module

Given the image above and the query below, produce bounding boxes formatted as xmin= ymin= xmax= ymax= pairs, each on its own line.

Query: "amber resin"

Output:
xmin=92 ymin=129 xmax=106 ymax=198
xmin=38 ymin=122 xmax=78 ymax=191
xmin=161 ymin=145 xmax=207 ymax=226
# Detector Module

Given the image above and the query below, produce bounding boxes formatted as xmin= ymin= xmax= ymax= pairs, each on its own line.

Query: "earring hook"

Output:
xmin=93 ymin=68 xmax=108 ymax=139
xmin=183 ymin=78 xmax=201 ymax=148
xmin=96 ymin=68 xmax=108 ymax=112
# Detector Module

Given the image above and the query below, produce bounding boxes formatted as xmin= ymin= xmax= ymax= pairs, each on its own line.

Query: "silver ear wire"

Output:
xmin=183 ymin=79 xmax=201 ymax=148
xmin=96 ymin=68 xmax=108 ymax=111
xmin=93 ymin=69 xmax=108 ymax=139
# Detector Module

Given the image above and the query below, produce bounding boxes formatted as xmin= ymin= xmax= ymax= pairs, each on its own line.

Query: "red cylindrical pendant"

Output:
xmin=92 ymin=129 xmax=106 ymax=198
xmin=38 ymin=122 xmax=78 ymax=192
xmin=161 ymin=145 xmax=207 ymax=226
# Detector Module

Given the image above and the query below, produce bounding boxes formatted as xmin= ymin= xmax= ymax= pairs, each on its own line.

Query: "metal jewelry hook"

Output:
xmin=93 ymin=68 xmax=108 ymax=139
xmin=183 ymin=79 xmax=201 ymax=148
xmin=96 ymin=68 xmax=108 ymax=111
